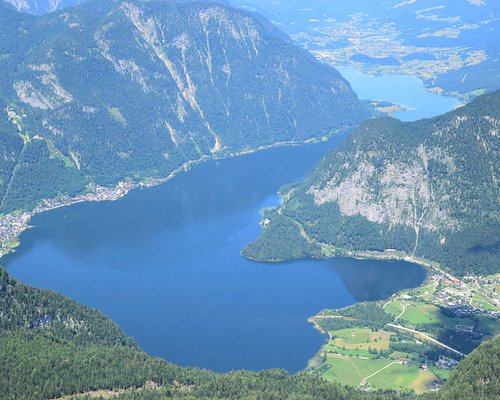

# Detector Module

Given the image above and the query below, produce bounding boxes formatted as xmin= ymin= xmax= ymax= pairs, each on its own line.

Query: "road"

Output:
xmin=387 ymin=323 xmax=467 ymax=357
xmin=359 ymin=362 xmax=399 ymax=387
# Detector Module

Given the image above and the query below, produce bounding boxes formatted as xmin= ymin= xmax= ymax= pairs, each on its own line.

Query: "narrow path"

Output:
xmin=387 ymin=324 xmax=466 ymax=357
xmin=395 ymin=303 xmax=406 ymax=321
xmin=349 ymin=358 xmax=363 ymax=381
xmin=359 ymin=362 xmax=398 ymax=386
xmin=312 ymin=315 xmax=343 ymax=320
xmin=382 ymin=298 xmax=395 ymax=310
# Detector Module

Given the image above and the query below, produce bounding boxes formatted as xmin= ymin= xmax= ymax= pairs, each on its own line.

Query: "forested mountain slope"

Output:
xmin=3 ymin=0 xmax=230 ymax=15
xmin=0 ymin=0 xmax=366 ymax=213
xmin=0 ymin=268 xmax=135 ymax=347
xmin=436 ymin=335 xmax=500 ymax=400
xmin=244 ymin=90 xmax=500 ymax=276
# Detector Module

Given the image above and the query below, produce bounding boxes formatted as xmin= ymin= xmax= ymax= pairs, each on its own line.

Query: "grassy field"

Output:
xmin=323 ymin=328 xmax=393 ymax=358
xmin=471 ymin=294 xmax=499 ymax=311
xmin=332 ymin=329 xmax=392 ymax=350
xmin=430 ymin=366 xmax=453 ymax=381
xmin=398 ymin=301 xmax=479 ymax=332
xmin=322 ymin=355 xmax=363 ymax=387
xmin=417 ymin=285 xmax=438 ymax=302
xmin=399 ymin=302 xmax=442 ymax=325
xmin=366 ymin=363 xmax=435 ymax=393
xmin=322 ymin=355 xmax=394 ymax=387
xmin=390 ymin=351 xmax=417 ymax=360
xmin=322 ymin=354 xmax=437 ymax=393
xmin=324 ymin=346 xmax=371 ymax=358
xmin=409 ymin=369 xmax=438 ymax=394
xmin=384 ymin=300 xmax=403 ymax=317
xmin=351 ymin=357 xmax=394 ymax=378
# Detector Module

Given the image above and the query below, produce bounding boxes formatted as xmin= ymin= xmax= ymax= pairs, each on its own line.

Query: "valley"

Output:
xmin=232 ymin=0 xmax=500 ymax=98
xmin=3 ymin=135 xmax=427 ymax=373
xmin=0 ymin=1 xmax=498 ymax=399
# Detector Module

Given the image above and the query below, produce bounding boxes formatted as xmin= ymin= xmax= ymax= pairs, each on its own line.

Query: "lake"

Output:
xmin=337 ymin=67 xmax=460 ymax=121
xmin=4 ymin=135 xmax=426 ymax=373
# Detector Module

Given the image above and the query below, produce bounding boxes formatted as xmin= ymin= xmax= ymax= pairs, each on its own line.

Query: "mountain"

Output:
xmin=9 ymin=0 xmax=500 ymax=97
xmin=4 ymin=0 xmax=233 ymax=15
xmin=0 ymin=0 xmax=367 ymax=213
xmin=3 ymin=0 xmax=83 ymax=15
xmin=243 ymin=90 xmax=500 ymax=277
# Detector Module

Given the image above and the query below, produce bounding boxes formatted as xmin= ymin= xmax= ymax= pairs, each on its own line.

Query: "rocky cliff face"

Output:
xmin=244 ymin=91 xmax=500 ymax=276
xmin=308 ymin=111 xmax=499 ymax=237
xmin=0 ymin=0 xmax=367 ymax=212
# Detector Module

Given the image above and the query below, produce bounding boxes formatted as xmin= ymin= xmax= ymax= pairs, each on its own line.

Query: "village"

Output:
xmin=0 ymin=182 xmax=136 ymax=257
xmin=310 ymin=266 xmax=499 ymax=393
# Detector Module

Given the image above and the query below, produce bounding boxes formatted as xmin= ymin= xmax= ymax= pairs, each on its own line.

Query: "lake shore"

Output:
xmin=0 ymin=130 xmax=344 ymax=260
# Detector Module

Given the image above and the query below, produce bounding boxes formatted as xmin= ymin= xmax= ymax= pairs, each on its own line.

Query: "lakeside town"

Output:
xmin=288 ymin=10 xmax=490 ymax=98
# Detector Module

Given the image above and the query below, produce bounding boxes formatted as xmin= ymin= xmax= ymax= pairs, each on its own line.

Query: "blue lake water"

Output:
xmin=4 ymin=136 xmax=427 ymax=373
xmin=337 ymin=67 xmax=460 ymax=121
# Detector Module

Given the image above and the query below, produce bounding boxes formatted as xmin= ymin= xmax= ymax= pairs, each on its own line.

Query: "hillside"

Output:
xmin=244 ymin=90 xmax=500 ymax=277
xmin=3 ymin=0 xmax=83 ymax=15
xmin=8 ymin=0 xmax=500 ymax=96
xmin=437 ymin=335 xmax=500 ymax=400
xmin=0 ymin=0 xmax=367 ymax=213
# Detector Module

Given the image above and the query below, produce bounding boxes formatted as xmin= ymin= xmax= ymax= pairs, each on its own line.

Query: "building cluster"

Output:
xmin=0 ymin=181 xmax=138 ymax=256
xmin=432 ymin=275 xmax=499 ymax=319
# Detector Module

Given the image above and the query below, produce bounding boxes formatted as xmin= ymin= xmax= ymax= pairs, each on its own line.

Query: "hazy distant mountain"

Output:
xmin=244 ymin=90 xmax=500 ymax=277
xmin=4 ymin=0 xmax=231 ymax=15
xmin=4 ymin=0 xmax=83 ymax=15
xmin=10 ymin=0 xmax=499 ymax=95
xmin=0 ymin=0 xmax=367 ymax=213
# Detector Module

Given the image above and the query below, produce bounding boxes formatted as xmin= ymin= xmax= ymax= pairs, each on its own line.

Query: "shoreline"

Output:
xmin=332 ymin=63 xmax=471 ymax=102
xmin=242 ymin=248 xmax=443 ymax=276
xmin=0 ymin=129 xmax=346 ymax=260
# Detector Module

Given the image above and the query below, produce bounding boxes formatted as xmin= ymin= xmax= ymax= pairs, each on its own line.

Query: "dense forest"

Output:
xmin=436 ymin=336 xmax=500 ymax=400
xmin=244 ymin=90 xmax=500 ymax=277
xmin=315 ymin=303 xmax=393 ymax=332
xmin=0 ymin=268 xmax=135 ymax=347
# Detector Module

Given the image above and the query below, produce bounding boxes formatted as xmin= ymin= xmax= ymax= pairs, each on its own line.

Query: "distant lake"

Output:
xmin=337 ymin=67 xmax=460 ymax=121
xmin=4 ymin=136 xmax=426 ymax=373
